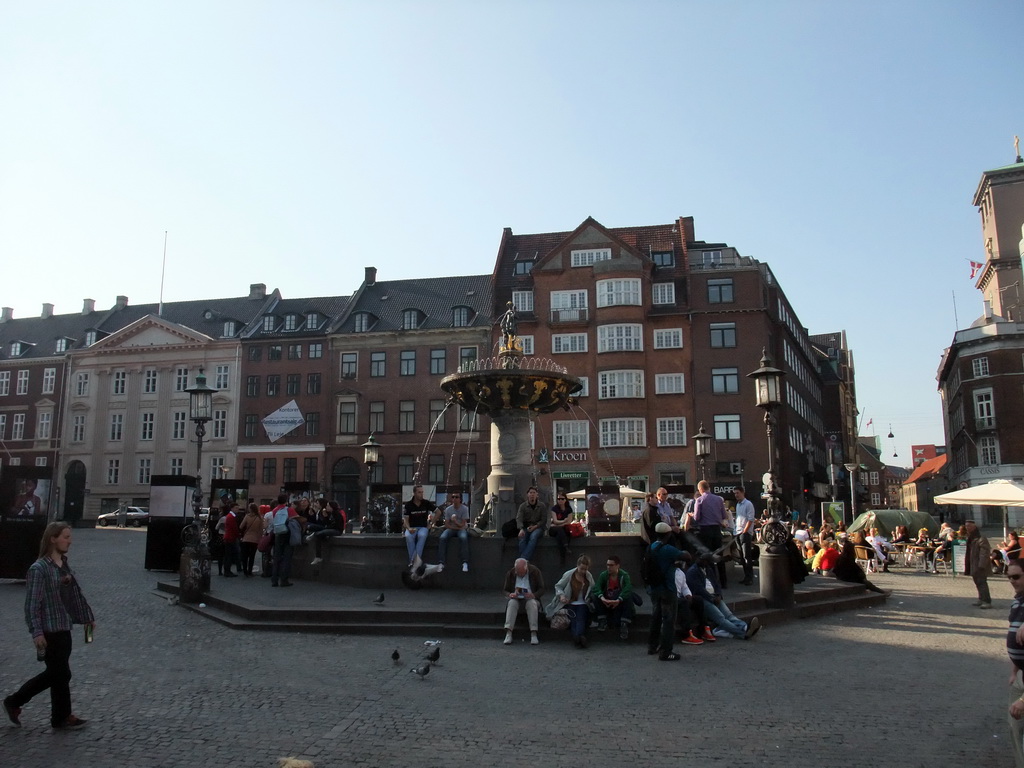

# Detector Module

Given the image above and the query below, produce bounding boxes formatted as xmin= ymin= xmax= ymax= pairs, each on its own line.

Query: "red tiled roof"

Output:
xmin=903 ymin=454 xmax=947 ymax=485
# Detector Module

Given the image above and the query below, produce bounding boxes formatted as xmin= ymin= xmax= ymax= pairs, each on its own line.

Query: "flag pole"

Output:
xmin=159 ymin=231 xmax=168 ymax=317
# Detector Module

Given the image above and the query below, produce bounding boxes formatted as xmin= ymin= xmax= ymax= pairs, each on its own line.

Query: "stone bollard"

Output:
xmin=758 ymin=551 xmax=794 ymax=609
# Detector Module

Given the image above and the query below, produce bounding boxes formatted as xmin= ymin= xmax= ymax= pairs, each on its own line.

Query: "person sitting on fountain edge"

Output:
xmin=403 ymin=485 xmax=437 ymax=568
xmin=437 ymin=492 xmax=471 ymax=573
xmin=517 ymin=486 xmax=547 ymax=562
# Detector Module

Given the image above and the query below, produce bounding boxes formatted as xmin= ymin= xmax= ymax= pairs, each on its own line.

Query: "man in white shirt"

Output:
xmin=733 ymin=486 xmax=757 ymax=586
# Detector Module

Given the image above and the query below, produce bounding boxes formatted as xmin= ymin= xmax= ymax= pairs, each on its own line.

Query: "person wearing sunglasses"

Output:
xmin=549 ymin=493 xmax=574 ymax=563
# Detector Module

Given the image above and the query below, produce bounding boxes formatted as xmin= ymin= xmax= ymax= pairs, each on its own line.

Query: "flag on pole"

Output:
xmin=970 ymin=260 xmax=983 ymax=279
xmin=866 ymin=418 xmax=873 ymax=428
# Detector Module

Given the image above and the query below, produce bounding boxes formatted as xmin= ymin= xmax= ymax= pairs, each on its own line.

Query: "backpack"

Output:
xmin=272 ymin=507 xmax=289 ymax=535
xmin=642 ymin=541 xmax=665 ymax=588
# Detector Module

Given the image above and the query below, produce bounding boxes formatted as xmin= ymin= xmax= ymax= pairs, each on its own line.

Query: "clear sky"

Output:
xmin=1 ymin=1 xmax=1021 ymax=462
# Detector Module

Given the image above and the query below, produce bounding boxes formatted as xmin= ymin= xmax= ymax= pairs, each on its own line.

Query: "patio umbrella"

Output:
xmin=934 ymin=479 xmax=1024 ymax=537
xmin=565 ymin=486 xmax=648 ymax=500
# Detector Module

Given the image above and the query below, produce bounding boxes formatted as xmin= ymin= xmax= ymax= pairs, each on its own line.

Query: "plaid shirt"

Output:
xmin=24 ymin=555 xmax=94 ymax=638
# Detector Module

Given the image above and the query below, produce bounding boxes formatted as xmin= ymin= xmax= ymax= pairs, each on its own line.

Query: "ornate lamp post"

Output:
xmin=179 ymin=368 xmax=215 ymax=602
xmin=844 ymin=462 xmax=860 ymax=526
xmin=361 ymin=434 xmax=382 ymax=532
xmin=747 ymin=349 xmax=794 ymax=608
xmin=693 ymin=422 xmax=712 ymax=482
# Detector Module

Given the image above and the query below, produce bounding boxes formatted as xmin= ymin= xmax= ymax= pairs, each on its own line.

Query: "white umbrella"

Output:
xmin=566 ymin=486 xmax=647 ymax=500
xmin=934 ymin=479 xmax=1024 ymax=507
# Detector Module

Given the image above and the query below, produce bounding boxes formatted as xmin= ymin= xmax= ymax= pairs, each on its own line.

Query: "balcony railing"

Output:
xmin=550 ymin=307 xmax=590 ymax=324
xmin=976 ymin=416 xmax=996 ymax=431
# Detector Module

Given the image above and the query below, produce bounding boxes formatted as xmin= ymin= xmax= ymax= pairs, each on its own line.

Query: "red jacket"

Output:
xmin=223 ymin=511 xmax=240 ymax=543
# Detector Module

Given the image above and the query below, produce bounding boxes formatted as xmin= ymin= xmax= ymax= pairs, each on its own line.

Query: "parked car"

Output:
xmin=96 ymin=507 xmax=150 ymax=527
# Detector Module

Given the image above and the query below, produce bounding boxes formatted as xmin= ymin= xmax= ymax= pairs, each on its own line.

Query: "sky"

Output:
xmin=1 ymin=0 xmax=1021 ymax=463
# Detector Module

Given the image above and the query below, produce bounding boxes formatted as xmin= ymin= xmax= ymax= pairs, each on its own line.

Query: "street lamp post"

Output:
xmin=844 ymin=462 xmax=859 ymax=526
xmin=693 ymin=423 xmax=712 ymax=482
xmin=179 ymin=368 xmax=215 ymax=602
xmin=747 ymin=349 xmax=794 ymax=608
xmin=361 ymin=435 xmax=381 ymax=533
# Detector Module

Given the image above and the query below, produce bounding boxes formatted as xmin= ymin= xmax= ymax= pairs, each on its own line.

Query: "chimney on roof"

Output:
xmin=115 ymin=295 xmax=129 ymax=310
xmin=249 ymin=283 xmax=266 ymax=300
xmin=41 ymin=303 xmax=53 ymax=319
xmin=0 ymin=307 xmax=12 ymax=323
xmin=82 ymin=299 xmax=94 ymax=315
xmin=365 ymin=266 xmax=377 ymax=286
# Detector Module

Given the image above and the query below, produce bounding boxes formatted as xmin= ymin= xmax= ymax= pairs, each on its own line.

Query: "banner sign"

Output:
xmin=262 ymin=400 xmax=305 ymax=442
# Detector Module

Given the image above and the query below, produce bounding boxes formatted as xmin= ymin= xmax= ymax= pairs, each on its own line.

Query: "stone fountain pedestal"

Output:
xmin=489 ymin=411 xmax=540 ymax=533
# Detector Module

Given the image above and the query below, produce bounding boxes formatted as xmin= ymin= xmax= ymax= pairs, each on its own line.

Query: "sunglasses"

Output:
xmin=557 ymin=497 xmax=567 ymax=500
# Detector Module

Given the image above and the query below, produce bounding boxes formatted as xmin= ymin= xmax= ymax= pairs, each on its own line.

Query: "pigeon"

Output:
xmin=424 ymin=646 xmax=440 ymax=664
xmin=410 ymin=663 xmax=430 ymax=680
xmin=373 ymin=592 xmax=385 ymax=605
xmin=423 ymin=640 xmax=442 ymax=647
xmin=391 ymin=649 xmax=401 ymax=663
xmin=167 ymin=596 xmax=179 ymax=606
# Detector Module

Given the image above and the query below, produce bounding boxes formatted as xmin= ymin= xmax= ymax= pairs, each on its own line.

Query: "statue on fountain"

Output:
xmin=499 ymin=301 xmax=522 ymax=355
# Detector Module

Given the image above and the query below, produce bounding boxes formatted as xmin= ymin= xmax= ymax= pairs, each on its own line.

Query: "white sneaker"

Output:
xmin=437 ymin=563 xmax=444 ymax=573
xmin=304 ymin=534 xmax=314 ymax=544
xmin=530 ymin=633 xmax=539 ymax=645
xmin=462 ymin=562 xmax=469 ymax=573
xmin=503 ymin=631 xmax=513 ymax=645
xmin=712 ymin=628 xmax=733 ymax=639
xmin=310 ymin=558 xmax=322 ymax=566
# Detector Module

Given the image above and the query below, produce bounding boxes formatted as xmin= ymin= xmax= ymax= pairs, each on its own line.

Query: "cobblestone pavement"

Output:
xmin=0 ymin=528 xmax=1014 ymax=767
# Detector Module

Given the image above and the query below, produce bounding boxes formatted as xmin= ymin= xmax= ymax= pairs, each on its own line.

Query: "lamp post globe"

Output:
xmin=693 ymin=422 xmax=712 ymax=481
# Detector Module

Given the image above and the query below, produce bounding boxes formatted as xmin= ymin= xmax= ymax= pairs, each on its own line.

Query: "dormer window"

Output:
xmin=353 ymin=312 xmax=375 ymax=333
xmin=453 ymin=306 xmax=472 ymax=328
xmin=55 ymin=338 xmax=68 ymax=353
xmin=514 ymin=260 xmax=534 ymax=275
xmin=223 ymin=321 xmax=237 ymax=337
xmin=284 ymin=314 xmax=298 ymax=331
xmin=85 ymin=331 xmax=97 ymax=346
xmin=10 ymin=342 xmax=22 ymax=356
xmin=262 ymin=316 xmax=276 ymax=332
xmin=402 ymin=309 xmax=423 ymax=330
xmin=306 ymin=312 xmax=319 ymax=329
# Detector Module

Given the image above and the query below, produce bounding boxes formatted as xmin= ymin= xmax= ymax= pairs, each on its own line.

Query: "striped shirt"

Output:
xmin=24 ymin=555 xmax=94 ymax=639
xmin=1008 ymin=596 xmax=1024 ymax=672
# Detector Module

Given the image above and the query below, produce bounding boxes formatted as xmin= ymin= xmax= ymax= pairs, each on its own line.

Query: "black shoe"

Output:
xmin=223 ymin=572 xmax=237 ymax=577
xmin=658 ymin=652 xmax=681 ymax=661
xmin=280 ymin=581 xmax=294 ymax=587
xmin=647 ymin=647 xmax=660 ymax=655
xmin=744 ymin=616 xmax=762 ymax=640
xmin=3 ymin=697 xmax=21 ymax=727
xmin=739 ymin=579 xmax=753 ymax=586
xmin=578 ymin=636 xmax=588 ymax=648
xmin=52 ymin=715 xmax=87 ymax=729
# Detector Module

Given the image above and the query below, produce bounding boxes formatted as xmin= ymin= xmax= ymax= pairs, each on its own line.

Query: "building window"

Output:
xmin=215 ymin=365 xmax=230 ymax=390
xmin=713 ymin=414 xmax=741 ymax=441
xmin=286 ymin=374 xmax=300 ymax=396
xmin=400 ymin=350 xmax=416 ymax=376
xmin=870 ymin=493 xmax=881 ymax=506
xmin=370 ymin=352 xmax=386 ymax=377
xmin=110 ymin=413 xmax=124 ymax=441
xmin=512 ymin=291 xmax=534 ymax=313
xmin=708 ymin=278 xmax=734 ymax=303
xmin=550 ymin=290 xmax=588 ymax=322
xmin=213 ymin=409 xmax=227 ymax=439
xmin=599 ymin=370 xmax=644 ymax=399
xmin=35 ymin=456 xmax=47 ymax=467
xmin=246 ymin=376 xmax=260 ymax=397
xmin=12 ymin=413 xmax=25 ymax=440
xmin=75 ymin=372 xmax=88 ymax=397
xmin=552 ymin=333 xmax=588 ymax=353
xmin=353 ymin=313 xmax=373 ymax=332
xmin=599 ymin=418 xmax=646 ymax=447
xmin=653 ymin=329 xmax=683 ymax=349
xmin=223 ymin=321 xmax=236 ymax=337
xmin=974 ymin=388 xmax=995 ymax=428
xmin=399 ymin=401 xmax=415 ymax=432
xmin=210 ymin=457 xmax=224 ymax=483
xmin=37 ymin=412 xmax=52 ymax=440
xmin=138 ymin=458 xmax=152 ymax=485
xmin=459 ymin=347 xmax=478 ymax=369
xmin=652 ymin=283 xmax=675 ymax=305
xmin=55 ymin=338 xmax=68 ymax=353
xmin=339 ymin=402 xmax=356 ymax=434
xmin=514 ymin=260 xmax=534 ymax=275
xmin=16 ymin=370 xmax=29 ymax=395
xmin=430 ymin=349 xmax=446 ymax=375
xmin=283 ymin=458 xmax=297 ymax=483
xmin=554 ymin=420 xmax=589 ymax=449
xmin=309 ymin=342 xmax=323 ymax=359
xmin=460 ymin=454 xmax=477 ymax=485
xmin=369 ymin=401 xmax=385 ymax=433
xmin=72 ymin=414 xmax=85 ymax=443
xmin=84 ymin=330 xmax=97 ymax=346
xmin=0 ymin=371 xmax=8 ymax=396
xmin=519 ymin=336 xmax=535 ymax=354
xmin=113 ymin=370 xmax=127 ymax=395
xmin=303 ymin=457 xmax=318 ymax=482
xmin=702 ymin=250 xmax=723 ymax=266
xmin=307 ymin=373 xmax=321 ymax=395
xmin=284 ymin=314 xmax=298 ymax=331
xmin=248 ymin=346 xmax=262 ymax=362
xmin=107 ymin=459 xmax=120 ymax=485
xmin=571 ymin=248 xmax=612 ymax=267
xmin=657 ymin=417 xmax=687 ymax=447
xmin=712 ymin=367 xmax=739 ymax=394
xmin=430 ymin=400 xmax=447 ymax=432
xmin=576 ymin=377 xmax=590 ymax=397
xmin=655 ymin=373 xmax=685 ymax=394
xmin=0 ymin=414 xmax=6 ymax=440
xmin=268 ymin=345 xmax=282 ymax=361
xmin=459 ymin=406 xmax=478 ymax=432
xmin=597 ymin=324 xmax=643 ymax=353
xmin=287 ymin=344 xmax=302 ymax=360
xmin=979 ymin=436 xmax=1000 ymax=466
xmin=42 ymin=368 xmax=56 ymax=395
xmin=428 ymin=454 xmax=444 ymax=483
xmin=140 ymin=412 xmax=155 ymax=441
xmin=453 ymin=307 xmax=471 ymax=327
xmin=172 ymin=411 xmax=186 ymax=440
xmin=144 ymin=368 xmax=158 ymax=393
xmin=176 ymin=367 xmax=189 ymax=391
xmin=869 ymin=471 xmax=880 ymax=485
xmin=596 ymin=278 xmax=641 ymax=307
xmin=262 ymin=459 xmax=276 ymax=484
xmin=262 ymin=316 xmax=276 ymax=332
xmin=402 ymin=309 xmax=421 ymax=330
xmin=652 ymin=251 xmax=674 ymax=267
xmin=266 ymin=375 xmax=280 ymax=396
xmin=710 ymin=323 xmax=737 ymax=348
xmin=171 ymin=457 xmax=184 ymax=476
xmin=398 ymin=455 xmax=415 ymax=484
xmin=241 ymin=458 xmax=256 ymax=482
xmin=972 ymin=357 xmax=989 ymax=378
xmin=244 ymin=414 xmax=259 ymax=438
xmin=341 ymin=352 xmax=357 ymax=378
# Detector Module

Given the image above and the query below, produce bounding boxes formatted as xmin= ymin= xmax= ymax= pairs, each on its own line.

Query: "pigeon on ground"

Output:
xmin=167 ymin=596 xmax=179 ymax=606
xmin=424 ymin=646 xmax=440 ymax=664
xmin=373 ymin=592 xmax=385 ymax=605
xmin=410 ymin=663 xmax=430 ymax=680
xmin=391 ymin=649 xmax=401 ymax=663
xmin=423 ymin=640 xmax=442 ymax=647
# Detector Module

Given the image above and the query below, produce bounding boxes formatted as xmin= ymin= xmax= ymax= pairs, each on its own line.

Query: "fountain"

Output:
xmin=440 ymin=303 xmax=583 ymax=532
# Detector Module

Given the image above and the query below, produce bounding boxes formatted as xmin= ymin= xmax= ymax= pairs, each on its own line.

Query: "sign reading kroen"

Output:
xmin=262 ymin=400 xmax=305 ymax=443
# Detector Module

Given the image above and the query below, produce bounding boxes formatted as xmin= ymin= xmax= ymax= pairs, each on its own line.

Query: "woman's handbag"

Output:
xmin=257 ymin=532 xmax=274 ymax=553
xmin=549 ymin=607 xmax=574 ymax=630
xmin=568 ymin=521 xmax=586 ymax=538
